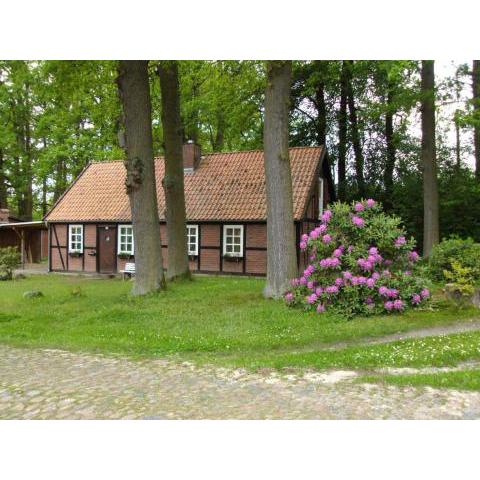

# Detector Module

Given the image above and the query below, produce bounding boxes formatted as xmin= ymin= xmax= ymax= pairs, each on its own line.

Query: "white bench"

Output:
xmin=120 ymin=262 xmax=136 ymax=280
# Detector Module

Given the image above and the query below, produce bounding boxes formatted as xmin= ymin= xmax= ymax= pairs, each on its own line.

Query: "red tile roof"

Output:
xmin=45 ymin=146 xmax=324 ymax=222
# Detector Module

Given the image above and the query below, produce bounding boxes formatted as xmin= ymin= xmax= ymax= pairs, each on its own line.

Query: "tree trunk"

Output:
xmin=473 ymin=60 xmax=480 ymax=180
xmin=0 ymin=149 xmax=8 ymax=209
xmin=384 ymin=85 xmax=396 ymax=211
xmin=314 ymin=61 xmax=327 ymax=146
xmin=345 ymin=61 xmax=366 ymax=198
xmin=117 ymin=60 xmax=166 ymax=295
xmin=337 ymin=61 xmax=348 ymax=202
xmin=53 ymin=156 xmax=66 ymax=202
xmin=455 ymin=110 xmax=461 ymax=171
xmin=157 ymin=61 xmax=190 ymax=281
xmin=213 ymin=111 xmax=225 ymax=152
xmin=263 ymin=61 xmax=297 ymax=299
xmin=421 ymin=60 xmax=439 ymax=257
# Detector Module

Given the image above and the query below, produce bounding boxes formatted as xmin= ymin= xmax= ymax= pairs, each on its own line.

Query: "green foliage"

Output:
xmin=0 ymin=247 xmax=20 ymax=280
xmin=428 ymin=237 xmax=480 ymax=281
xmin=443 ymin=260 xmax=476 ymax=295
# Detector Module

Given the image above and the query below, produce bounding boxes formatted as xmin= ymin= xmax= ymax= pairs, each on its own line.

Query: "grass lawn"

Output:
xmin=359 ymin=369 xmax=480 ymax=391
xmin=0 ymin=274 xmax=479 ymax=372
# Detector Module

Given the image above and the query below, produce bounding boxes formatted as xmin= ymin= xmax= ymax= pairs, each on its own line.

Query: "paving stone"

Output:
xmin=0 ymin=344 xmax=479 ymax=419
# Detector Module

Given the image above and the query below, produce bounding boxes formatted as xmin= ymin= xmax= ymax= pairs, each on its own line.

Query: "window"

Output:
xmin=223 ymin=225 xmax=243 ymax=257
xmin=318 ymin=177 xmax=324 ymax=218
xmin=68 ymin=225 xmax=83 ymax=253
xmin=187 ymin=225 xmax=199 ymax=256
xmin=118 ymin=225 xmax=134 ymax=255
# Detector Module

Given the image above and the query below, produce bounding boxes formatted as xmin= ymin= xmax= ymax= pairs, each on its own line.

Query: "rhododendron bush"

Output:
xmin=285 ymin=200 xmax=430 ymax=317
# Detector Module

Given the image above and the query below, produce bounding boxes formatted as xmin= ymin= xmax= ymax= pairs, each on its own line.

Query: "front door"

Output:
xmin=98 ymin=225 xmax=117 ymax=273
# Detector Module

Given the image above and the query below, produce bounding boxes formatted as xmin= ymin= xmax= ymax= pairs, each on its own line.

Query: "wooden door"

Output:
xmin=98 ymin=225 xmax=117 ymax=273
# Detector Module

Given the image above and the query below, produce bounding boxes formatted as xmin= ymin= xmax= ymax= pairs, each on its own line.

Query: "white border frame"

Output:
xmin=68 ymin=224 xmax=83 ymax=253
xmin=117 ymin=224 xmax=134 ymax=255
xmin=187 ymin=224 xmax=199 ymax=256
xmin=223 ymin=224 xmax=244 ymax=258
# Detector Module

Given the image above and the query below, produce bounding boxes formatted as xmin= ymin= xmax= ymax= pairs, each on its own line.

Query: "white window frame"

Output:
xmin=186 ymin=224 xmax=199 ymax=256
xmin=68 ymin=224 xmax=83 ymax=253
xmin=117 ymin=224 xmax=134 ymax=255
xmin=223 ymin=224 xmax=244 ymax=257
xmin=318 ymin=177 xmax=324 ymax=218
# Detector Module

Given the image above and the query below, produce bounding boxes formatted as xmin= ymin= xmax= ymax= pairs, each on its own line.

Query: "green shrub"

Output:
xmin=285 ymin=200 xmax=430 ymax=318
xmin=428 ymin=238 xmax=480 ymax=282
xmin=0 ymin=246 xmax=21 ymax=281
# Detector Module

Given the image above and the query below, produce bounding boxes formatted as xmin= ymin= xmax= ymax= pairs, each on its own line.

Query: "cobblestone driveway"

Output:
xmin=1 ymin=345 xmax=479 ymax=419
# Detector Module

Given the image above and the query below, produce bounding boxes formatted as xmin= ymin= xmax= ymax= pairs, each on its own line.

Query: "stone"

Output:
xmin=23 ymin=290 xmax=43 ymax=299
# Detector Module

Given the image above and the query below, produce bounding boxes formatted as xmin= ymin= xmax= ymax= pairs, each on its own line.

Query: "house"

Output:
xmin=44 ymin=144 xmax=335 ymax=276
xmin=0 ymin=209 xmax=48 ymax=265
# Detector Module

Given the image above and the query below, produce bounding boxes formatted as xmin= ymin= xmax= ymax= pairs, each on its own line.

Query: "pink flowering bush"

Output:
xmin=285 ymin=200 xmax=431 ymax=318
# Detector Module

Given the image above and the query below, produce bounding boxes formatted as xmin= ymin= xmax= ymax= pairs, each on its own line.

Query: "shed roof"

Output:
xmin=45 ymin=146 xmax=325 ymax=223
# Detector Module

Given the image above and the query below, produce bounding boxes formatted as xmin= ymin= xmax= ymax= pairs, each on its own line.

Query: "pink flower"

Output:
xmin=368 ymin=247 xmax=378 ymax=255
xmin=350 ymin=276 xmax=359 ymax=286
xmin=384 ymin=259 xmax=392 ymax=266
xmin=393 ymin=299 xmax=403 ymax=310
xmin=384 ymin=301 xmax=394 ymax=311
xmin=322 ymin=234 xmax=332 ymax=244
xmin=411 ymin=294 xmax=421 ymax=305
xmin=334 ymin=277 xmax=343 ymax=287
xmin=365 ymin=296 xmax=373 ymax=305
xmin=325 ymin=285 xmax=339 ymax=294
xmin=300 ymin=241 xmax=307 ymax=250
xmin=330 ymin=257 xmax=341 ymax=268
xmin=315 ymin=287 xmax=323 ymax=296
xmin=409 ymin=251 xmax=420 ymax=262
xmin=366 ymin=278 xmax=375 ymax=288
xmin=342 ymin=271 xmax=353 ymax=280
xmin=307 ymin=281 xmax=315 ymax=290
xmin=332 ymin=248 xmax=343 ymax=258
xmin=347 ymin=245 xmax=353 ymax=253
xmin=394 ymin=236 xmax=406 ymax=248
xmin=378 ymin=286 xmax=389 ymax=296
xmin=357 ymin=276 xmax=367 ymax=285
xmin=310 ymin=229 xmax=320 ymax=240
xmin=352 ymin=215 xmax=365 ymax=228
xmin=421 ymin=288 xmax=430 ymax=298
xmin=299 ymin=276 xmax=307 ymax=286
xmin=354 ymin=202 xmax=364 ymax=212
xmin=404 ymin=270 xmax=411 ymax=276
xmin=372 ymin=272 xmax=380 ymax=281
xmin=382 ymin=270 xmax=391 ymax=277
xmin=291 ymin=278 xmax=299 ymax=287
xmin=367 ymin=255 xmax=377 ymax=264
xmin=318 ymin=224 xmax=327 ymax=234
xmin=285 ymin=292 xmax=294 ymax=303
xmin=366 ymin=199 xmax=376 ymax=208
xmin=387 ymin=288 xmax=398 ymax=298
xmin=306 ymin=293 xmax=317 ymax=304
xmin=301 ymin=234 xmax=309 ymax=242
xmin=316 ymin=303 xmax=325 ymax=313
xmin=321 ymin=210 xmax=332 ymax=223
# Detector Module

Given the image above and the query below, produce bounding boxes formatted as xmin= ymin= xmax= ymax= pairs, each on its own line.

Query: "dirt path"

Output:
xmin=1 ymin=345 xmax=479 ymax=419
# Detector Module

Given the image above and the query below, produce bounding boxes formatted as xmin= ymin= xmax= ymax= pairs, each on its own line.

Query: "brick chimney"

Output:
xmin=183 ymin=141 xmax=201 ymax=173
xmin=0 ymin=208 xmax=10 ymax=223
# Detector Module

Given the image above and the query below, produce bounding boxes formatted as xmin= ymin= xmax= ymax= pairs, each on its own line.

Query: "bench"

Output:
xmin=120 ymin=262 xmax=136 ymax=280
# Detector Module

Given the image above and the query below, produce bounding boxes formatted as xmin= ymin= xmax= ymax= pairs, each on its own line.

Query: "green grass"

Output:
xmin=359 ymin=369 xmax=480 ymax=391
xmin=0 ymin=274 xmax=478 ymax=370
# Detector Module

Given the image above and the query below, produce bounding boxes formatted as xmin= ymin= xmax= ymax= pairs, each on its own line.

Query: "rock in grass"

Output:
xmin=23 ymin=290 xmax=43 ymax=299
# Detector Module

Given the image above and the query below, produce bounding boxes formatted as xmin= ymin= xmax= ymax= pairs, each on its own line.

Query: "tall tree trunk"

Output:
xmin=53 ymin=156 xmax=66 ymax=202
xmin=213 ymin=111 xmax=225 ymax=152
xmin=473 ymin=60 xmax=480 ymax=180
xmin=421 ymin=60 xmax=439 ymax=257
xmin=157 ymin=61 xmax=190 ymax=281
xmin=345 ymin=61 xmax=366 ymax=198
xmin=0 ymin=149 xmax=8 ymax=209
xmin=263 ymin=61 xmax=297 ymax=298
xmin=337 ymin=61 xmax=348 ymax=202
xmin=314 ymin=61 xmax=327 ymax=146
xmin=384 ymin=85 xmax=396 ymax=211
xmin=42 ymin=176 xmax=48 ymax=217
xmin=117 ymin=60 xmax=166 ymax=295
xmin=455 ymin=110 xmax=461 ymax=171
xmin=23 ymin=111 xmax=33 ymax=220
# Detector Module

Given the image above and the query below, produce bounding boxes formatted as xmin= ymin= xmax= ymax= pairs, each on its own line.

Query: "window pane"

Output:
xmin=226 ymin=245 xmax=232 ymax=253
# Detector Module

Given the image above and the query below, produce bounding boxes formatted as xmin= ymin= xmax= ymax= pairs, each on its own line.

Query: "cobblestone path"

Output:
xmin=1 ymin=345 xmax=479 ymax=419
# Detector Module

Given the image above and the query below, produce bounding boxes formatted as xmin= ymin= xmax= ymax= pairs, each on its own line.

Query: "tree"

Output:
xmin=337 ymin=61 xmax=348 ymax=201
xmin=421 ymin=60 xmax=439 ymax=257
xmin=345 ymin=61 xmax=366 ymax=198
xmin=116 ymin=60 xmax=166 ymax=295
xmin=263 ymin=61 xmax=297 ymax=298
xmin=157 ymin=61 xmax=190 ymax=281
xmin=473 ymin=60 xmax=480 ymax=180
